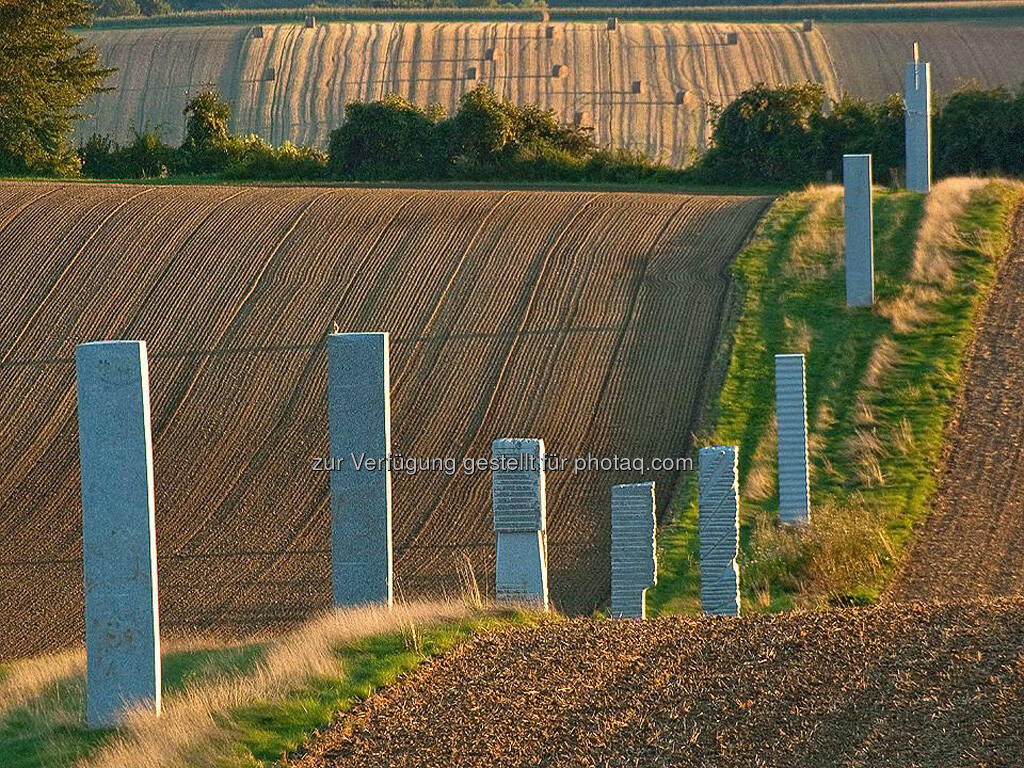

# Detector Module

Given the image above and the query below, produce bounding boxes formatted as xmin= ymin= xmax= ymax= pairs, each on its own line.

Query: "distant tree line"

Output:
xmin=58 ymin=79 xmax=1024 ymax=186
xmin=701 ymin=81 xmax=1024 ymax=185
xmin=2 ymin=0 xmax=1022 ymax=188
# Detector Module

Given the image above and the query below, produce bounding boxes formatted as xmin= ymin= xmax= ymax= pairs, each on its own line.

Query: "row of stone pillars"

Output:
xmin=75 ymin=332 xmax=396 ymax=726
xmin=844 ymin=45 xmax=932 ymax=308
xmin=74 ymin=332 xmax=665 ymax=725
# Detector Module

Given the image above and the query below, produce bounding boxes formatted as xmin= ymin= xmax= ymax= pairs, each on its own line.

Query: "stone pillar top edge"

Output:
xmin=700 ymin=444 xmax=738 ymax=454
xmin=774 ymin=353 xmax=805 ymax=360
xmin=842 ymin=153 xmax=872 ymax=160
xmin=327 ymin=331 xmax=389 ymax=339
xmin=492 ymin=437 xmax=545 ymax=447
xmin=76 ymin=340 xmax=147 ymax=349
xmin=612 ymin=480 xmax=655 ymax=491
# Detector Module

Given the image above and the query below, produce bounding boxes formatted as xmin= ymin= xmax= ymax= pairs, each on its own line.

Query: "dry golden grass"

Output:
xmin=879 ymin=178 xmax=990 ymax=334
xmin=893 ymin=416 xmax=916 ymax=457
xmin=861 ymin=335 xmax=900 ymax=389
xmin=845 ymin=428 xmax=887 ymax=487
xmin=744 ymin=413 xmax=778 ymax=503
xmin=911 ymin=177 xmax=990 ymax=286
xmin=81 ymin=599 xmax=473 ymax=768
xmin=0 ymin=648 xmax=84 ymax=719
xmin=787 ymin=185 xmax=843 ymax=279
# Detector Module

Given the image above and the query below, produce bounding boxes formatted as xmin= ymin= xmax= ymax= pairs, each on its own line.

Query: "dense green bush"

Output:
xmin=328 ymin=95 xmax=446 ymax=180
xmin=222 ymin=137 xmax=328 ymax=180
xmin=326 ymin=84 xmax=598 ymax=182
xmin=71 ymin=81 xmax=1024 ymax=188
xmin=934 ymin=84 xmax=1024 ymax=177
xmin=701 ymin=82 xmax=827 ymax=185
xmin=78 ymin=129 xmax=175 ymax=177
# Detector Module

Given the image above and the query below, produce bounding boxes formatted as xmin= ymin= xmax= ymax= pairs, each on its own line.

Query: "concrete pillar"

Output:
xmin=327 ymin=332 xmax=393 ymax=608
xmin=698 ymin=446 xmax=740 ymax=617
xmin=75 ymin=340 xmax=161 ymax=727
xmin=775 ymin=354 xmax=811 ymax=525
xmin=843 ymin=154 xmax=874 ymax=307
xmin=905 ymin=44 xmax=932 ymax=193
xmin=492 ymin=438 xmax=549 ymax=610
xmin=610 ymin=482 xmax=657 ymax=619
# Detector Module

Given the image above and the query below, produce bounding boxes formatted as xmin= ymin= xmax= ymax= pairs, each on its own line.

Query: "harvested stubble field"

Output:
xmin=0 ymin=181 xmax=767 ymax=660
xmin=891 ymin=204 xmax=1024 ymax=602
xmin=294 ymin=600 xmax=1024 ymax=767
xmin=76 ymin=20 xmax=1024 ymax=166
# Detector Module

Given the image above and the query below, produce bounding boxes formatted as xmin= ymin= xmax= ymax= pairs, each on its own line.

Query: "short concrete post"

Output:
xmin=610 ymin=482 xmax=657 ymax=619
xmin=698 ymin=446 xmax=740 ymax=617
xmin=75 ymin=341 xmax=161 ymax=727
xmin=492 ymin=438 xmax=549 ymax=610
xmin=843 ymin=153 xmax=874 ymax=307
xmin=775 ymin=354 xmax=811 ymax=525
xmin=905 ymin=42 xmax=932 ymax=193
xmin=327 ymin=332 xmax=393 ymax=608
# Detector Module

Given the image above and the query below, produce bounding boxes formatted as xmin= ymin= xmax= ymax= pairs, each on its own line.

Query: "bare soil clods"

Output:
xmin=296 ymin=601 xmax=1024 ymax=767
xmin=0 ymin=182 xmax=767 ymax=659
xmin=892 ymin=206 xmax=1024 ymax=602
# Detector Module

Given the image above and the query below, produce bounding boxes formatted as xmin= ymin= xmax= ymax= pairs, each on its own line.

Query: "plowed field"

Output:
xmin=77 ymin=21 xmax=1024 ymax=166
xmin=294 ymin=600 xmax=1024 ymax=767
xmin=0 ymin=182 xmax=767 ymax=659
xmin=891 ymin=205 xmax=1024 ymax=602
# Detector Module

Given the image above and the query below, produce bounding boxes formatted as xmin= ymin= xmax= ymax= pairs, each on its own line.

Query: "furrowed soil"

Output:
xmin=294 ymin=600 xmax=1024 ymax=767
xmin=77 ymin=21 xmax=1024 ymax=166
xmin=0 ymin=182 xmax=767 ymax=659
xmin=891 ymin=206 xmax=1024 ymax=601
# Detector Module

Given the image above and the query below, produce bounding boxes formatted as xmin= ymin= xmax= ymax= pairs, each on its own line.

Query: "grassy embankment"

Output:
xmin=0 ymin=600 xmax=541 ymax=768
xmin=649 ymin=178 xmax=1024 ymax=615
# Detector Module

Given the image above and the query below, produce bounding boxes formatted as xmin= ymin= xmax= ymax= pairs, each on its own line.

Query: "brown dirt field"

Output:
xmin=0 ymin=181 xmax=767 ymax=660
xmin=77 ymin=21 xmax=1024 ymax=166
xmin=294 ymin=600 xmax=1024 ymax=767
xmin=820 ymin=21 xmax=1024 ymax=101
xmin=890 ymin=206 xmax=1024 ymax=602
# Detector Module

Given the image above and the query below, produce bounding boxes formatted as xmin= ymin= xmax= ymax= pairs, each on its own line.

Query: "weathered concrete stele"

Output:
xmin=698 ymin=446 xmax=740 ymax=617
xmin=327 ymin=332 xmax=394 ymax=608
xmin=75 ymin=340 xmax=161 ymax=727
xmin=905 ymin=43 xmax=933 ymax=193
xmin=775 ymin=354 xmax=811 ymax=525
xmin=843 ymin=153 xmax=875 ymax=307
xmin=492 ymin=438 xmax=549 ymax=610
xmin=610 ymin=482 xmax=657 ymax=619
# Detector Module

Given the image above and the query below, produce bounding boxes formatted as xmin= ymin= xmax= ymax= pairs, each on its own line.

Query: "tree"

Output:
xmin=934 ymin=84 xmax=1023 ymax=177
xmin=702 ymin=82 xmax=827 ymax=184
xmin=818 ymin=93 xmax=904 ymax=184
xmin=179 ymin=88 xmax=233 ymax=172
xmin=0 ymin=1 xmax=112 ymax=175
xmin=328 ymin=94 xmax=446 ymax=180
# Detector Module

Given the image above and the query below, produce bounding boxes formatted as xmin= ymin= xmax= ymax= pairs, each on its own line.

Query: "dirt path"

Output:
xmin=294 ymin=601 xmax=1024 ymax=767
xmin=891 ymin=205 xmax=1024 ymax=602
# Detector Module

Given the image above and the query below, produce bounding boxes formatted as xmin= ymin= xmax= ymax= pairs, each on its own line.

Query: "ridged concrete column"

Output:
xmin=327 ymin=332 xmax=393 ymax=608
xmin=905 ymin=44 xmax=932 ymax=193
xmin=843 ymin=153 xmax=875 ymax=307
xmin=75 ymin=340 xmax=161 ymax=727
xmin=610 ymin=481 xmax=657 ymax=619
xmin=775 ymin=354 xmax=811 ymax=525
xmin=698 ymin=446 xmax=740 ymax=617
xmin=492 ymin=438 xmax=549 ymax=610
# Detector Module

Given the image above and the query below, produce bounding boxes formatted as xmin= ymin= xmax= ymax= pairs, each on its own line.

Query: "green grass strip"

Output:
xmin=649 ymin=181 xmax=1023 ymax=616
